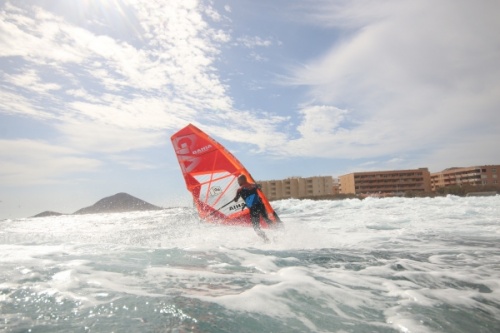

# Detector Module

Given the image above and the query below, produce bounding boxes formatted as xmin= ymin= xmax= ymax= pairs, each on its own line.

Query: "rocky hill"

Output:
xmin=31 ymin=193 xmax=163 ymax=217
xmin=32 ymin=211 xmax=64 ymax=218
xmin=73 ymin=192 xmax=163 ymax=215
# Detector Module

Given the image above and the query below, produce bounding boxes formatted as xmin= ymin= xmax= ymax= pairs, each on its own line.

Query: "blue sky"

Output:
xmin=1 ymin=0 xmax=499 ymax=219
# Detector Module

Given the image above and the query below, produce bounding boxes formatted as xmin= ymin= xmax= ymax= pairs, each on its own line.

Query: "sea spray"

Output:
xmin=1 ymin=196 xmax=499 ymax=332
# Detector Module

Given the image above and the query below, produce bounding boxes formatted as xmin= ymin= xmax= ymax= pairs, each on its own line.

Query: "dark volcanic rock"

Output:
xmin=73 ymin=192 xmax=162 ymax=215
xmin=32 ymin=211 xmax=64 ymax=218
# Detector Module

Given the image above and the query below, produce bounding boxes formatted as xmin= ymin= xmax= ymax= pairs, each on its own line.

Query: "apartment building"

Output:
xmin=258 ymin=176 xmax=334 ymax=200
xmin=430 ymin=165 xmax=500 ymax=191
xmin=332 ymin=178 xmax=340 ymax=195
xmin=339 ymin=168 xmax=432 ymax=195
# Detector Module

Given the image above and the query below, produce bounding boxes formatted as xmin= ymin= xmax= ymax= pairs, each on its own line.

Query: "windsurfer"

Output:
xmin=233 ymin=174 xmax=272 ymax=242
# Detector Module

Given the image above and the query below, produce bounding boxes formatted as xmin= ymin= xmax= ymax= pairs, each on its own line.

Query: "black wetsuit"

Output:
xmin=235 ymin=184 xmax=273 ymax=231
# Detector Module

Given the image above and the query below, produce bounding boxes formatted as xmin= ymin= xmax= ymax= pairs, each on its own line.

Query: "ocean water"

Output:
xmin=1 ymin=196 xmax=499 ymax=333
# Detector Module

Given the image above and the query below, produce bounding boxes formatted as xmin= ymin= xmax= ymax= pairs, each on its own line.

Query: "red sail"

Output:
xmin=171 ymin=124 xmax=280 ymax=228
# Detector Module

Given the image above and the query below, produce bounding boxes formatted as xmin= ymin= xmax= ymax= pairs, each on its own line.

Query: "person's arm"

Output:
xmin=234 ymin=188 xmax=241 ymax=202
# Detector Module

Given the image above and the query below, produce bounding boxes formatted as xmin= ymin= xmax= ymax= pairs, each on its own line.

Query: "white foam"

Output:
xmin=1 ymin=196 xmax=499 ymax=332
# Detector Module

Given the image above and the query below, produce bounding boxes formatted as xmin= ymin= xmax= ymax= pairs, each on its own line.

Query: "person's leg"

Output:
xmin=256 ymin=203 xmax=273 ymax=225
xmin=250 ymin=207 xmax=269 ymax=242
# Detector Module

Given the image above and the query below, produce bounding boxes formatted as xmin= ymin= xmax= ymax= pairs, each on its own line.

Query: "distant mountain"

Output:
xmin=73 ymin=192 xmax=163 ymax=215
xmin=32 ymin=211 xmax=64 ymax=218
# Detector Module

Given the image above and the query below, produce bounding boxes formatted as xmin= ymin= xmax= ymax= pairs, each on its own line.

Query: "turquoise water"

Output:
xmin=1 ymin=196 xmax=500 ymax=332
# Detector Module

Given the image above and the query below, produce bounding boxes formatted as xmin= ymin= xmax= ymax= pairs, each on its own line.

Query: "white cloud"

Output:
xmin=296 ymin=105 xmax=347 ymax=137
xmin=0 ymin=90 xmax=54 ymax=119
xmin=65 ymin=88 xmax=100 ymax=103
xmin=249 ymin=52 xmax=268 ymax=62
xmin=386 ymin=157 xmax=405 ymax=165
xmin=0 ymin=0 xmax=293 ymax=194
xmin=237 ymin=35 xmax=273 ymax=48
xmin=4 ymin=69 xmax=61 ymax=94
xmin=278 ymin=105 xmax=354 ymax=157
xmin=109 ymin=154 xmax=158 ymax=170
xmin=55 ymin=120 xmax=166 ymax=154
xmin=0 ymin=4 xmax=84 ymax=63
xmin=196 ymin=108 xmax=290 ymax=155
xmin=0 ymin=139 xmax=102 ymax=186
xmin=0 ymin=1 xmax=290 ymax=157
xmin=413 ymin=132 xmax=500 ymax=173
xmin=284 ymin=0 xmax=500 ymax=162
xmin=0 ymin=0 xmax=233 ymax=107
xmin=0 ymin=0 xmax=243 ymax=157
xmin=6 ymin=0 xmax=495 ymax=175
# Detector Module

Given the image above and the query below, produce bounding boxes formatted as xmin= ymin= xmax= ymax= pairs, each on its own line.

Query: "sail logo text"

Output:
xmin=229 ymin=203 xmax=245 ymax=211
xmin=209 ymin=186 xmax=222 ymax=196
xmin=192 ymin=144 xmax=212 ymax=155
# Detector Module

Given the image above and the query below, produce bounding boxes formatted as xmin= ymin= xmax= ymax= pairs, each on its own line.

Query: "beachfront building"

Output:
xmin=430 ymin=165 xmax=500 ymax=191
xmin=258 ymin=176 xmax=334 ymax=200
xmin=338 ymin=168 xmax=432 ymax=195
xmin=332 ymin=178 xmax=340 ymax=195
